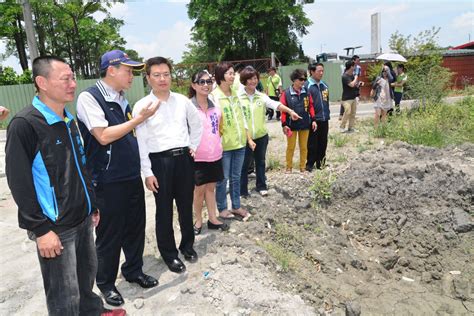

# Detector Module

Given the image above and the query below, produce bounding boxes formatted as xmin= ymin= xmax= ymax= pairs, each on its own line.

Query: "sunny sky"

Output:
xmin=1 ymin=0 xmax=473 ymax=72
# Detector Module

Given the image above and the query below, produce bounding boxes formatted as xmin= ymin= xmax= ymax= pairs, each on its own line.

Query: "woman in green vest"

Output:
xmin=211 ymin=62 xmax=255 ymax=221
xmin=238 ymin=66 xmax=301 ymax=197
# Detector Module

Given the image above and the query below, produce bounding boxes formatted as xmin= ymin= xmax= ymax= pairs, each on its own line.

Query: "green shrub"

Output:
xmin=311 ymin=169 xmax=336 ymax=202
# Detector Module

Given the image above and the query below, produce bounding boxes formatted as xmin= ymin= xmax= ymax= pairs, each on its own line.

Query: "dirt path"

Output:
xmin=0 ymin=115 xmax=472 ymax=315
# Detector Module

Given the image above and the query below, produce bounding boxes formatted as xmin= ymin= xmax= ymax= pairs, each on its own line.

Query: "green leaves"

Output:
xmin=1 ymin=0 xmax=136 ymax=79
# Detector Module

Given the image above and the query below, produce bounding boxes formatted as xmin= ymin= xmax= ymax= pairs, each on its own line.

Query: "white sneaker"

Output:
xmin=339 ymin=127 xmax=347 ymax=133
xmin=259 ymin=190 xmax=268 ymax=196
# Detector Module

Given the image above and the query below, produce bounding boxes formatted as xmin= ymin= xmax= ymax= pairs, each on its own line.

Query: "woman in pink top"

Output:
xmin=189 ymin=70 xmax=229 ymax=234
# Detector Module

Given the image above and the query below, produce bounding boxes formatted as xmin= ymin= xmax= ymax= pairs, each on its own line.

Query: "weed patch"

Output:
xmin=261 ymin=242 xmax=299 ymax=272
xmin=330 ymin=133 xmax=349 ymax=148
xmin=267 ymin=155 xmax=281 ymax=171
xmin=311 ymin=169 xmax=336 ymax=203
xmin=374 ymin=97 xmax=474 ymax=147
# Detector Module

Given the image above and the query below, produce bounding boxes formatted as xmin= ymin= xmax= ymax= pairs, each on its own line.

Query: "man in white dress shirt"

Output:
xmin=76 ymin=50 xmax=159 ymax=307
xmin=133 ymin=56 xmax=203 ymax=274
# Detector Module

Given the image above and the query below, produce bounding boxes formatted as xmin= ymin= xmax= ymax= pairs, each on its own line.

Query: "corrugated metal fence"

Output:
xmin=0 ymin=76 xmax=145 ymax=124
xmin=279 ymin=62 xmax=344 ymax=102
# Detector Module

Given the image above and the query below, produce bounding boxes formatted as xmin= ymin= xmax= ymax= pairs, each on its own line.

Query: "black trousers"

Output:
xmin=149 ymin=152 xmax=195 ymax=263
xmin=266 ymin=96 xmax=281 ymax=120
xmin=306 ymin=120 xmax=329 ymax=169
xmin=95 ymin=177 xmax=146 ymax=292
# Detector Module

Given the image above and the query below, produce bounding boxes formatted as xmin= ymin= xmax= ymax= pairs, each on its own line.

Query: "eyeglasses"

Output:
xmin=196 ymin=79 xmax=213 ymax=86
xmin=151 ymin=72 xmax=171 ymax=79
xmin=298 ymin=77 xmax=307 ymax=81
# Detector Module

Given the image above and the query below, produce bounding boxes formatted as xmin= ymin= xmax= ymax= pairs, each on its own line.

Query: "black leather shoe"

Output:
xmin=127 ymin=273 xmax=158 ymax=288
xmin=181 ymin=248 xmax=198 ymax=263
xmin=102 ymin=288 xmax=124 ymax=307
xmin=207 ymin=220 xmax=230 ymax=231
xmin=165 ymin=258 xmax=186 ymax=273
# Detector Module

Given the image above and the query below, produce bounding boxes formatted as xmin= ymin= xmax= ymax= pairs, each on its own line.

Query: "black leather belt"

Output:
xmin=150 ymin=147 xmax=189 ymax=158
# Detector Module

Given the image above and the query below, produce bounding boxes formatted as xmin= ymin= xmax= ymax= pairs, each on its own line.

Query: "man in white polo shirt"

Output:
xmin=133 ymin=56 xmax=202 ymax=274
xmin=76 ymin=50 xmax=159 ymax=307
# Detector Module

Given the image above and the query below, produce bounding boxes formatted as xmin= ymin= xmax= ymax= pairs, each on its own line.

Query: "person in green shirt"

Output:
xmin=238 ymin=66 xmax=300 ymax=197
xmin=211 ymin=62 xmax=255 ymax=221
xmin=391 ymin=64 xmax=407 ymax=114
xmin=265 ymin=66 xmax=282 ymax=120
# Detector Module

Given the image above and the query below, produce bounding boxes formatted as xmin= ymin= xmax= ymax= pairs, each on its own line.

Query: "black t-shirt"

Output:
xmin=341 ymin=73 xmax=358 ymax=101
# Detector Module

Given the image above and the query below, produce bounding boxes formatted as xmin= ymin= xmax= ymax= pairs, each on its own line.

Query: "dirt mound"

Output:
xmin=240 ymin=142 xmax=473 ymax=315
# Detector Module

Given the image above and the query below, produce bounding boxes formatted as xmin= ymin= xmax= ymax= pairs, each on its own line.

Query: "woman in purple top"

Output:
xmin=189 ymin=71 xmax=229 ymax=234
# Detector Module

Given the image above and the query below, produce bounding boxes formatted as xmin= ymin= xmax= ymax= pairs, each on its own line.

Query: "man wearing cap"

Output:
xmin=77 ymin=50 xmax=159 ymax=307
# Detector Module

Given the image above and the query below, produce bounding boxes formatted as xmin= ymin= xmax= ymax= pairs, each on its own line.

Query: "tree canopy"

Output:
xmin=0 ymin=0 xmax=140 ymax=78
xmin=184 ymin=0 xmax=313 ymax=65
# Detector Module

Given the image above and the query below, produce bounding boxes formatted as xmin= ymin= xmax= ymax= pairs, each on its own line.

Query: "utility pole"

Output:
xmin=21 ymin=0 xmax=39 ymax=65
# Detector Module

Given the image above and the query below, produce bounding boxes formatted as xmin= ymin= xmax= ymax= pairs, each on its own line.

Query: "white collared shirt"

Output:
xmin=133 ymin=91 xmax=203 ymax=177
xmin=76 ymin=80 xmax=128 ymax=131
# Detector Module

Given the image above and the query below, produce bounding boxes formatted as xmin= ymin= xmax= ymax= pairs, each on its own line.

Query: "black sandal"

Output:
xmin=207 ymin=220 xmax=230 ymax=231
xmin=193 ymin=223 xmax=202 ymax=235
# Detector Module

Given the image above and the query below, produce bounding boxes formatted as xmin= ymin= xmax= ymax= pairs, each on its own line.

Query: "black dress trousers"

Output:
xmin=306 ymin=120 xmax=329 ymax=170
xmin=149 ymin=151 xmax=195 ymax=263
xmin=95 ymin=177 xmax=146 ymax=292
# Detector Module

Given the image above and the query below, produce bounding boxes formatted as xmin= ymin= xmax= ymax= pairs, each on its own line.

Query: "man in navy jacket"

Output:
xmin=305 ymin=62 xmax=330 ymax=171
xmin=77 ymin=50 xmax=159 ymax=307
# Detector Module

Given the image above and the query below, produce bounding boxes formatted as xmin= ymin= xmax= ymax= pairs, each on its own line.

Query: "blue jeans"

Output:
xmin=36 ymin=216 xmax=103 ymax=316
xmin=216 ymin=147 xmax=246 ymax=211
xmin=241 ymin=134 xmax=269 ymax=195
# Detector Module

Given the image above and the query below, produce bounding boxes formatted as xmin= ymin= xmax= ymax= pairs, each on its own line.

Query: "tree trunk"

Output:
xmin=33 ymin=4 xmax=47 ymax=55
xmin=14 ymin=15 xmax=29 ymax=71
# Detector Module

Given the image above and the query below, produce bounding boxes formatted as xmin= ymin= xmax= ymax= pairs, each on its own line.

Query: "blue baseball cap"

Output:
xmin=100 ymin=50 xmax=144 ymax=71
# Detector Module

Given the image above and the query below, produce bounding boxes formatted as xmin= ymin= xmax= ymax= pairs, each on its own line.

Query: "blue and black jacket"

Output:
xmin=280 ymin=85 xmax=315 ymax=131
xmin=77 ymin=82 xmax=140 ymax=185
xmin=305 ymin=78 xmax=330 ymax=122
xmin=6 ymin=96 xmax=95 ymax=238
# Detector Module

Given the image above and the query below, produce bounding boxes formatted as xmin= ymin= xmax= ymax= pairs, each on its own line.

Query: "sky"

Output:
xmin=1 ymin=0 xmax=473 ymax=73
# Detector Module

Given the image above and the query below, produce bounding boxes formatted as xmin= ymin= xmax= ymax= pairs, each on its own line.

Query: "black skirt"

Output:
xmin=194 ymin=159 xmax=224 ymax=186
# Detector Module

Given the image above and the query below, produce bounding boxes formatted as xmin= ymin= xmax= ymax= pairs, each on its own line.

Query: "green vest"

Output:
xmin=212 ymin=87 xmax=247 ymax=151
xmin=239 ymin=91 xmax=268 ymax=140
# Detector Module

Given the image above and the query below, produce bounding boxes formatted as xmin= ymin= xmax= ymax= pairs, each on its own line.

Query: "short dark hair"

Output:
xmin=345 ymin=60 xmax=355 ymax=71
xmin=145 ymin=56 xmax=172 ymax=75
xmin=397 ymin=64 xmax=405 ymax=71
xmin=32 ymin=55 xmax=68 ymax=92
xmin=239 ymin=66 xmax=259 ymax=85
xmin=188 ymin=70 xmax=211 ymax=98
xmin=352 ymin=55 xmax=360 ymax=61
xmin=290 ymin=69 xmax=307 ymax=82
xmin=99 ymin=64 xmax=120 ymax=78
xmin=214 ymin=62 xmax=233 ymax=85
xmin=268 ymin=66 xmax=276 ymax=72
xmin=308 ymin=62 xmax=324 ymax=72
